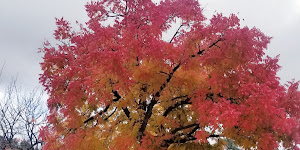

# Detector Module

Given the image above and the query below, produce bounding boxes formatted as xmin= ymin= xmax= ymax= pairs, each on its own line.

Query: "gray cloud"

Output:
xmin=201 ymin=0 xmax=300 ymax=83
xmin=0 ymin=0 xmax=88 ymax=91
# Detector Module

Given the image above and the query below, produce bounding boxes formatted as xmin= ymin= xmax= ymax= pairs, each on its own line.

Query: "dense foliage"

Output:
xmin=39 ymin=0 xmax=300 ymax=149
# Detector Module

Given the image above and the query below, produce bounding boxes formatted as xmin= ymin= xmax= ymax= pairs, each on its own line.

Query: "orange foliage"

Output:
xmin=40 ymin=0 xmax=300 ymax=149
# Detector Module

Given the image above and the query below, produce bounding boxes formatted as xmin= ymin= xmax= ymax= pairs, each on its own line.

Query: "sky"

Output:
xmin=0 ymin=0 xmax=299 ymax=94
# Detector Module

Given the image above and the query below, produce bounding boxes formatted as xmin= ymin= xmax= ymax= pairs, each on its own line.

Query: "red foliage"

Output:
xmin=39 ymin=0 xmax=300 ymax=149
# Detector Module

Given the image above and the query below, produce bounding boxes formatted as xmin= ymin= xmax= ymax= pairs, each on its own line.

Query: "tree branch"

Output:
xmin=155 ymin=63 xmax=180 ymax=97
xmin=190 ymin=38 xmax=224 ymax=57
xmin=186 ymin=123 xmax=200 ymax=137
xmin=84 ymin=104 xmax=110 ymax=124
xmin=171 ymin=123 xmax=198 ymax=134
xmin=137 ymin=98 xmax=157 ymax=142
xmin=122 ymin=107 xmax=130 ymax=119
xmin=163 ymin=97 xmax=191 ymax=117
xmin=138 ymin=63 xmax=181 ymax=142
xmin=208 ymin=134 xmax=220 ymax=138
xmin=162 ymin=123 xmax=200 ymax=147
xmin=113 ymin=90 xmax=131 ymax=118
xmin=112 ymin=90 xmax=121 ymax=101
xmin=169 ymin=25 xmax=183 ymax=43
xmin=208 ymin=38 xmax=223 ymax=48
xmin=104 ymin=108 xmax=117 ymax=121
xmin=84 ymin=90 xmax=129 ymax=123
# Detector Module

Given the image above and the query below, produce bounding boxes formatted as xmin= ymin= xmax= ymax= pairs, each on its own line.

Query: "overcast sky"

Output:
xmin=0 ymin=0 xmax=299 ymax=94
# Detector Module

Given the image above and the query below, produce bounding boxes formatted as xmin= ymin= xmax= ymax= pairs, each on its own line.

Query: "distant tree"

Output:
xmin=224 ymin=138 xmax=240 ymax=150
xmin=39 ymin=0 xmax=300 ymax=149
xmin=20 ymin=140 xmax=32 ymax=149
xmin=0 ymin=77 xmax=24 ymax=149
xmin=0 ymin=73 xmax=45 ymax=150
xmin=20 ymin=89 xmax=45 ymax=150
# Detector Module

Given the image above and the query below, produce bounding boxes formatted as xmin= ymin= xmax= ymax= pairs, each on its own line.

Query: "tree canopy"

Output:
xmin=39 ymin=0 xmax=300 ymax=149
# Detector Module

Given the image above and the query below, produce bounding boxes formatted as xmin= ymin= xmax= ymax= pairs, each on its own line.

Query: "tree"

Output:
xmin=0 ymin=72 xmax=45 ymax=150
xmin=39 ymin=0 xmax=300 ymax=149
xmin=20 ymin=89 xmax=46 ymax=150
xmin=0 ymin=77 xmax=24 ymax=149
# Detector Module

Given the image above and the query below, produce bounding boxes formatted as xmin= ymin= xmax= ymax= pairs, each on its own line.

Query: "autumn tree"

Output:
xmin=39 ymin=0 xmax=300 ymax=149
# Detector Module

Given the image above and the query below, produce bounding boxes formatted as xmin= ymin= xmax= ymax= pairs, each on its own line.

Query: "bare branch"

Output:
xmin=84 ymin=90 xmax=131 ymax=123
xmin=169 ymin=24 xmax=183 ymax=43
xmin=190 ymin=38 xmax=224 ymax=57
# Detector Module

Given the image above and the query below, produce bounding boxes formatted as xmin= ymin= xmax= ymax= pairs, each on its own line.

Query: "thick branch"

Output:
xmin=104 ymin=108 xmax=117 ymax=121
xmin=208 ymin=134 xmax=220 ymax=138
xmin=83 ymin=104 xmax=110 ymax=124
xmin=155 ymin=63 xmax=180 ymax=97
xmin=162 ymin=123 xmax=200 ymax=147
xmin=187 ymin=123 xmax=200 ymax=137
xmin=122 ymin=107 xmax=130 ymax=119
xmin=112 ymin=90 xmax=121 ymax=101
xmin=138 ymin=101 xmax=147 ymax=111
xmin=137 ymin=99 xmax=157 ymax=142
xmin=171 ymin=123 xmax=198 ymax=134
xmin=163 ymin=97 xmax=191 ymax=117
xmin=138 ymin=63 xmax=181 ymax=142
